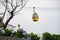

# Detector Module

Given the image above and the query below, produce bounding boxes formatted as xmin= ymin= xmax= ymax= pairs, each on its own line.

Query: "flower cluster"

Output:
xmin=0 ymin=24 xmax=40 ymax=40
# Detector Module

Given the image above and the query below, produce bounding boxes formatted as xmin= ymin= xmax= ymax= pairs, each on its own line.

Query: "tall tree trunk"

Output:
xmin=4 ymin=13 xmax=13 ymax=29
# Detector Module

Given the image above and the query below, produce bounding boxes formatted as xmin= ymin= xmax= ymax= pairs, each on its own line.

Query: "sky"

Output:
xmin=0 ymin=0 xmax=60 ymax=35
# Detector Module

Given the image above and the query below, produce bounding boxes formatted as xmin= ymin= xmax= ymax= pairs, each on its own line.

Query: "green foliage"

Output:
xmin=42 ymin=32 xmax=52 ymax=40
xmin=0 ymin=24 xmax=40 ymax=40
xmin=4 ymin=29 xmax=12 ymax=37
xmin=42 ymin=32 xmax=60 ymax=40
xmin=52 ymin=34 xmax=60 ymax=40
xmin=25 ymin=32 xmax=40 ymax=40
xmin=30 ymin=32 xmax=40 ymax=40
xmin=0 ymin=31 xmax=2 ymax=36
xmin=13 ymin=31 xmax=24 ymax=38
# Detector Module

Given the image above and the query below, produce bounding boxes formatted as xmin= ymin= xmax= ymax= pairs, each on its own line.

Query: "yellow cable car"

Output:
xmin=32 ymin=7 xmax=39 ymax=21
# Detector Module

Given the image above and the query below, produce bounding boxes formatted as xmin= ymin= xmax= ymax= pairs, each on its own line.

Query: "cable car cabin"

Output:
xmin=32 ymin=7 xmax=39 ymax=21
xmin=32 ymin=12 xmax=39 ymax=21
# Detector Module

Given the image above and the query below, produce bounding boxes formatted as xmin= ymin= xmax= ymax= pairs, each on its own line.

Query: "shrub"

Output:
xmin=0 ymin=24 xmax=40 ymax=40
xmin=3 ymin=29 xmax=12 ymax=37
xmin=42 ymin=32 xmax=60 ymax=40
xmin=25 ymin=32 xmax=40 ymax=40
xmin=52 ymin=34 xmax=60 ymax=40
xmin=0 ymin=30 xmax=2 ymax=36
xmin=13 ymin=30 xmax=24 ymax=38
xmin=42 ymin=32 xmax=52 ymax=40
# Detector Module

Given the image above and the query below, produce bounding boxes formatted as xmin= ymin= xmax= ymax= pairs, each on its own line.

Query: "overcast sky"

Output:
xmin=0 ymin=0 xmax=60 ymax=35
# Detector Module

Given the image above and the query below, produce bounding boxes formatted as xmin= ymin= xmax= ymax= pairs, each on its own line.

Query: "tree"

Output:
xmin=0 ymin=0 xmax=28 ymax=29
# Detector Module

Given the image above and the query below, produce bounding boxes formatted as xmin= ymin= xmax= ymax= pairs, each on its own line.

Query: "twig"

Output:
xmin=14 ymin=3 xmax=26 ymax=13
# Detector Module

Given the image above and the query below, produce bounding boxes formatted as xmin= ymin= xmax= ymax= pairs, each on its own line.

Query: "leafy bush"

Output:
xmin=25 ymin=32 xmax=40 ymax=40
xmin=0 ymin=25 xmax=40 ymax=40
xmin=0 ymin=30 xmax=2 ymax=36
xmin=52 ymin=34 xmax=60 ymax=40
xmin=42 ymin=32 xmax=60 ymax=40
xmin=30 ymin=33 xmax=40 ymax=40
xmin=0 ymin=24 xmax=40 ymax=40
xmin=12 ymin=30 xmax=25 ymax=38
xmin=4 ymin=29 xmax=12 ymax=36
xmin=42 ymin=32 xmax=52 ymax=40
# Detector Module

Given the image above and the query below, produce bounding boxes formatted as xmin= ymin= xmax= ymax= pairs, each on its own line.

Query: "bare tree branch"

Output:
xmin=13 ymin=13 xmax=21 ymax=16
xmin=0 ymin=13 xmax=4 ymax=15
xmin=7 ymin=1 xmax=13 ymax=9
xmin=11 ymin=0 xmax=13 ymax=9
xmin=14 ymin=3 xmax=27 ymax=14
xmin=0 ymin=0 xmax=6 ymax=7
xmin=2 ymin=7 xmax=6 ymax=22
xmin=0 ymin=0 xmax=28 ymax=29
xmin=6 ymin=1 xmax=11 ymax=13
